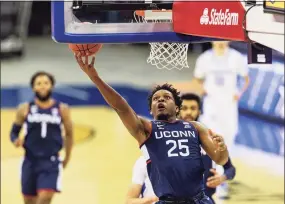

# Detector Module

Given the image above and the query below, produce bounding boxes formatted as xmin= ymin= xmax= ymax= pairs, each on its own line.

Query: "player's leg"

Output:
xmin=36 ymin=158 xmax=63 ymax=204
xmin=21 ymin=159 xmax=38 ymax=204
xmin=24 ymin=196 xmax=37 ymax=204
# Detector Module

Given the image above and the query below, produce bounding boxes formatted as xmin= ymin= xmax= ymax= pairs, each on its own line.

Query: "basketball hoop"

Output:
xmin=134 ymin=10 xmax=189 ymax=70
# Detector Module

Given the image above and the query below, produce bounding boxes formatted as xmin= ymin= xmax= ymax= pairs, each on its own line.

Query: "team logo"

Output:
xmin=200 ymin=8 xmax=239 ymax=26
xmin=154 ymin=121 xmax=164 ymax=130
xmin=157 ymin=124 xmax=164 ymax=130
xmin=52 ymin=108 xmax=59 ymax=116
xmin=183 ymin=122 xmax=191 ymax=129
xmin=31 ymin=105 xmax=38 ymax=114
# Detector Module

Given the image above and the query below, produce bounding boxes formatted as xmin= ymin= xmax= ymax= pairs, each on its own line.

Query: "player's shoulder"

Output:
xmin=189 ymin=121 xmax=207 ymax=130
xmin=17 ymin=102 xmax=29 ymax=111
xmin=228 ymin=48 xmax=243 ymax=57
xmin=198 ymin=49 xmax=213 ymax=59
xmin=59 ymin=102 xmax=70 ymax=110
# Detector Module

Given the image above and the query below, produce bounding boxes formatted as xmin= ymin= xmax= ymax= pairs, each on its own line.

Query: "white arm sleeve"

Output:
xmin=194 ymin=54 xmax=206 ymax=79
xmin=131 ymin=157 xmax=147 ymax=185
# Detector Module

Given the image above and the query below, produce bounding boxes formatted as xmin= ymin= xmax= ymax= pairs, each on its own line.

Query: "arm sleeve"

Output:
xmin=194 ymin=54 xmax=206 ymax=79
xmin=131 ymin=157 xmax=147 ymax=185
xmin=223 ymin=157 xmax=236 ymax=180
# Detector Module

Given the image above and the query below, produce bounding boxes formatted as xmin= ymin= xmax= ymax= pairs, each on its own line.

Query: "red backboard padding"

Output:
xmin=173 ymin=1 xmax=247 ymax=41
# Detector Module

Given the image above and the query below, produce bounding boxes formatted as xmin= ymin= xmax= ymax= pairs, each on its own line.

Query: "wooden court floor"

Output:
xmin=1 ymin=107 xmax=284 ymax=204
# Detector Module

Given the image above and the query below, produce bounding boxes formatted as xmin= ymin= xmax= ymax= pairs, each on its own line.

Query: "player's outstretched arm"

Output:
xmin=191 ymin=121 xmax=229 ymax=165
xmin=75 ymin=54 xmax=150 ymax=143
xmin=10 ymin=103 xmax=29 ymax=147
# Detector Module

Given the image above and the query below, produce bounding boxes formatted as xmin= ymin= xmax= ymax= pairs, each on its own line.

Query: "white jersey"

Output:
xmin=194 ymin=48 xmax=248 ymax=102
xmin=132 ymin=156 xmax=155 ymax=198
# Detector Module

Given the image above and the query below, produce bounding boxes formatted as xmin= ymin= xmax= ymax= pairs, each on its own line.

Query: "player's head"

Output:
xmin=211 ymin=41 xmax=229 ymax=51
xmin=30 ymin=71 xmax=55 ymax=102
xmin=179 ymin=93 xmax=201 ymax=122
xmin=148 ymin=83 xmax=182 ymax=121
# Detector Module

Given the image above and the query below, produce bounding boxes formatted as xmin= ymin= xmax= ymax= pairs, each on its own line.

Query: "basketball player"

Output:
xmin=193 ymin=41 xmax=250 ymax=154
xmin=179 ymin=93 xmax=236 ymax=203
xmin=10 ymin=71 xmax=73 ymax=204
xmin=125 ymin=93 xmax=236 ymax=204
xmin=75 ymin=54 xmax=229 ymax=204
xmin=126 ymin=156 xmax=158 ymax=204
xmin=193 ymin=41 xmax=249 ymax=197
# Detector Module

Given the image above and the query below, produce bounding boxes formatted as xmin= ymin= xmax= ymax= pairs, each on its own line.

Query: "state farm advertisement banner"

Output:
xmin=173 ymin=1 xmax=246 ymax=41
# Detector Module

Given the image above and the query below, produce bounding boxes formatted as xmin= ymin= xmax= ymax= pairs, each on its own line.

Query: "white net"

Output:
xmin=134 ymin=11 xmax=189 ymax=70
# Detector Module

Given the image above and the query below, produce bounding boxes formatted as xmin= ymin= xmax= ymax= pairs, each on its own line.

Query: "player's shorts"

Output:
xmin=156 ymin=191 xmax=214 ymax=204
xmin=21 ymin=155 xmax=63 ymax=196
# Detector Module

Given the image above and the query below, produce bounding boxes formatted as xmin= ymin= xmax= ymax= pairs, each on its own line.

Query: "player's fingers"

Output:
xmin=90 ymin=56 xmax=95 ymax=67
xmin=208 ymin=129 xmax=214 ymax=136
xmin=218 ymin=142 xmax=225 ymax=147
xmin=75 ymin=53 xmax=83 ymax=64
xmin=213 ymin=136 xmax=222 ymax=142
xmin=206 ymin=181 xmax=216 ymax=188
xmin=84 ymin=55 xmax=89 ymax=65
xmin=207 ymin=176 xmax=216 ymax=182
xmin=75 ymin=55 xmax=85 ymax=70
xmin=209 ymin=168 xmax=217 ymax=174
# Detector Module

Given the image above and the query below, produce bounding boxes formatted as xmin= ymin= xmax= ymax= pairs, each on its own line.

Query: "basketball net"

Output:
xmin=134 ymin=10 xmax=189 ymax=70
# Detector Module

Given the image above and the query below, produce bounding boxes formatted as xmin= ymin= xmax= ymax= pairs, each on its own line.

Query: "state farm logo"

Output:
xmin=200 ymin=8 xmax=239 ymax=26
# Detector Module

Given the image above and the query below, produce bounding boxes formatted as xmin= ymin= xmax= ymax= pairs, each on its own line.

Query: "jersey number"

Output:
xmin=215 ymin=75 xmax=225 ymax=86
xmin=41 ymin=122 xmax=47 ymax=138
xmin=166 ymin=139 xmax=190 ymax=157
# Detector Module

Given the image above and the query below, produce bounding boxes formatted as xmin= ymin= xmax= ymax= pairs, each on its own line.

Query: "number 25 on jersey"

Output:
xmin=166 ymin=139 xmax=190 ymax=157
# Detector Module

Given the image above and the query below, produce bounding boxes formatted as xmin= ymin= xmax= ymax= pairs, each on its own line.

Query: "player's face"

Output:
xmin=33 ymin=75 xmax=53 ymax=102
xmin=151 ymin=89 xmax=178 ymax=120
xmin=211 ymin=41 xmax=229 ymax=50
xmin=179 ymin=100 xmax=200 ymax=122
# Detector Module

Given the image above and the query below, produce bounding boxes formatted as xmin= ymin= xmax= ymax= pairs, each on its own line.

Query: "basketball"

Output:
xmin=68 ymin=43 xmax=103 ymax=56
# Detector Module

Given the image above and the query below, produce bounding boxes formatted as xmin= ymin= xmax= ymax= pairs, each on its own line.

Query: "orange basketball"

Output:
xmin=68 ymin=43 xmax=103 ymax=56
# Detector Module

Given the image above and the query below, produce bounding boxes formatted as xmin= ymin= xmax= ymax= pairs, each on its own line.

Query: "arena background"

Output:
xmin=1 ymin=2 xmax=284 ymax=204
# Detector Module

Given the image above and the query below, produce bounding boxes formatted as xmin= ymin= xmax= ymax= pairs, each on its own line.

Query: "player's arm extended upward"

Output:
xmin=75 ymin=54 xmax=149 ymax=143
xmin=191 ymin=121 xmax=229 ymax=165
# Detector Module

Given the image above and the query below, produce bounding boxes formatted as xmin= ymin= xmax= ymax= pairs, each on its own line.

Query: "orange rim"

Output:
xmin=135 ymin=10 xmax=172 ymax=17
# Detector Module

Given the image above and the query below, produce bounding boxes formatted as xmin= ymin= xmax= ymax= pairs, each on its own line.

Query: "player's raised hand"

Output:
xmin=75 ymin=53 xmax=98 ymax=78
xmin=209 ymin=129 xmax=227 ymax=152
xmin=206 ymin=168 xmax=226 ymax=188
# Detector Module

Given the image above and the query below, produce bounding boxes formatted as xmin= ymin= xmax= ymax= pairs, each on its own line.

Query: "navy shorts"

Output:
xmin=21 ymin=156 xmax=63 ymax=196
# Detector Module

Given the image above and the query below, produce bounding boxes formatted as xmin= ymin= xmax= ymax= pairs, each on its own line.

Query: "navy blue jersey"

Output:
xmin=140 ymin=120 xmax=204 ymax=198
xmin=202 ymin=153 xmax=216 ymax=197
xmin=23 ymin=101 xmax=63 ymax=159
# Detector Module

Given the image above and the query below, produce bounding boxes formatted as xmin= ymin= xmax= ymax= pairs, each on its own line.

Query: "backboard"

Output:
xmin=51 ymin=1 xmax=221 ymax=44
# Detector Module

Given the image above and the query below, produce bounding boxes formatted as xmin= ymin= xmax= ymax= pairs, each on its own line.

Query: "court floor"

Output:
xmin=1 ymin=107 xmax=284 ymax=204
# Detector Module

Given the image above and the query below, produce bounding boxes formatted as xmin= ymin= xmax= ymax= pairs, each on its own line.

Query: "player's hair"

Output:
xmin=148 ymin=83 xmax=182 ymax=115
xmin=180 ymin=93 xmax=201 ymax=110
xmin=30 ymin=71 xmax=55 ymax=88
